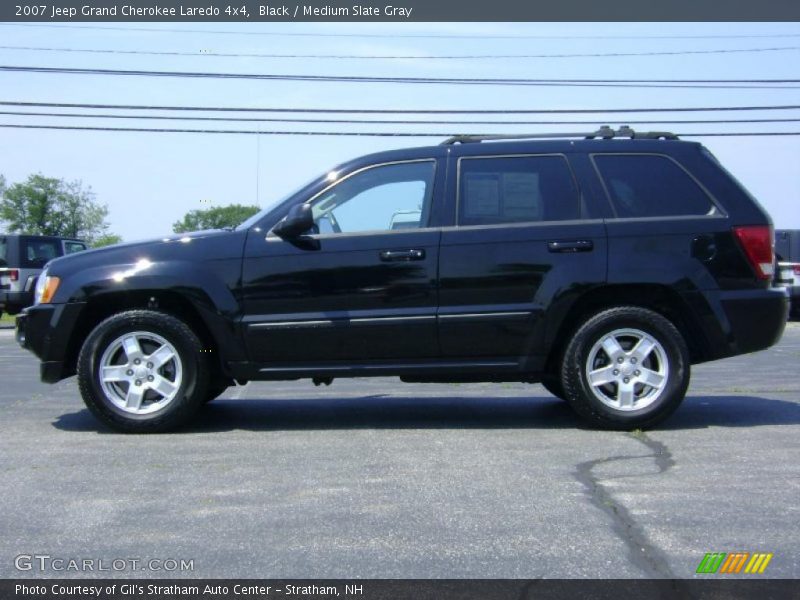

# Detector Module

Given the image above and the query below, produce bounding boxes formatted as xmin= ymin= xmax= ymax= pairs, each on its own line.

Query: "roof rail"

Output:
xmin=440 ymin=126 xmax=679 ymax=145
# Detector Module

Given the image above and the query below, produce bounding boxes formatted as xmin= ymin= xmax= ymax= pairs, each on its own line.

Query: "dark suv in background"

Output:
xmin=0 ymin=234 xmax=87 ymax=317
xmin=16 ymin=128 xmax=789 ymax=432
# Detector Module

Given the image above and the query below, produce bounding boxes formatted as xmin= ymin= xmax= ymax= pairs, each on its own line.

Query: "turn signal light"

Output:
xmin=39 ymin=277 xmax=60 ymax=304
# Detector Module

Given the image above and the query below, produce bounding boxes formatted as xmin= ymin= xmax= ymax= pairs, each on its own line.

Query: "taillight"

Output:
xmin=733 ymin=225 xmax=774 ymax=281
xmin=794 ymin=265 xmax=800 ymax=276
xmin=1 ymin=269 xmax=18 ymax=281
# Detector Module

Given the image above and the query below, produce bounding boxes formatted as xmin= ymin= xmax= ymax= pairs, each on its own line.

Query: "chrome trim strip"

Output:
xmin=438 ymin=311 xmax=530 ymax=320
xmin=350 ymin=315 xmax=435 ymax=324
xmin=258 ymin=361 xmax=518 ymax=373
xmin=249 ymin=315 xmax=436 ymax=330
xmin=249 ymin=320 xmax=334 ymax=330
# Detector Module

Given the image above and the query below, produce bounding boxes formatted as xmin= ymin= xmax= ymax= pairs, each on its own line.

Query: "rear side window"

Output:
xmin=0 ymin=238 xmax=6 ymax=266
xmin=593 ymin=154 xmax=713 ymax=218
xmin=21 ymin=239 xmax=60 ymax=268
xmin=458 ymin=155 xmax=580 ymax=226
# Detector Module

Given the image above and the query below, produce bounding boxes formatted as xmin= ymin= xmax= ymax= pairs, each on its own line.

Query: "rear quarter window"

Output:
xmin=593 ymin=154 xmax=714 ymax=219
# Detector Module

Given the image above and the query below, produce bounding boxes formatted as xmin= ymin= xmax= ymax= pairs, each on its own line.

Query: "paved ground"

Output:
xmin=0 ymin=324 xmax=798 ymax=579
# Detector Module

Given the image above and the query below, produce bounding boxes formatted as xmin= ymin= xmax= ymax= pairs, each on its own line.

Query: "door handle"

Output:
xmin=547 ymin=240 xmax=594 ymax=253
xmin=379 ymin=249 xmax=426 ymax=262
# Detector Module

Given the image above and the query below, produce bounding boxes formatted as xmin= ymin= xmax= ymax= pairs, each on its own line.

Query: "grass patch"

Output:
xmin=0 ymin=312 xmax=16 ymax=326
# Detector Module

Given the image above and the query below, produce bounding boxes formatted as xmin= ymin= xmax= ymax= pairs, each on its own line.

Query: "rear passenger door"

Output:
xmin=438 ymin=152 xmax=607 ymax=364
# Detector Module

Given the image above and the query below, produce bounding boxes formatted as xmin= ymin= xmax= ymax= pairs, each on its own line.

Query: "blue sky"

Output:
xmin=0 ymin=21 xmax=798 ymax=240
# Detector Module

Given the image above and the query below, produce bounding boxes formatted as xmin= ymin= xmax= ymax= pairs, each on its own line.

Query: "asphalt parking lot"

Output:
xmin=0 ymin=324 xmax=798 ymax=580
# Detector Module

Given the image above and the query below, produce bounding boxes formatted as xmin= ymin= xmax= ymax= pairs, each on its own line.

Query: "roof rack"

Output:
xmin=440 ymin=126 xmax=679 ymax=145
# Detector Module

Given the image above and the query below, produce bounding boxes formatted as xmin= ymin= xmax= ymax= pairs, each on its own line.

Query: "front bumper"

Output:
xmin=16 ymin=302 xmax=85 ymax=383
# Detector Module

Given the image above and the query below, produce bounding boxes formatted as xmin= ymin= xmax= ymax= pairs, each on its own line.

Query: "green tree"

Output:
xmin=173 ymin=204 xmax=260 ymax=233
xmin=0 ymin=174 xmax=116 ymax=244
xmin=92 ymin=233 xmax=123 ymax=248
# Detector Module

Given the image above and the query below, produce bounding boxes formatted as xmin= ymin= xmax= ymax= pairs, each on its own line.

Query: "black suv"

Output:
xmin=16 ymin=128 xmax=789 ymax=432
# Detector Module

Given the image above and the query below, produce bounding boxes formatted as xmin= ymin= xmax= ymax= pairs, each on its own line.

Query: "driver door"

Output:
xmin=241 ymin=159 xmax=442 ymax=365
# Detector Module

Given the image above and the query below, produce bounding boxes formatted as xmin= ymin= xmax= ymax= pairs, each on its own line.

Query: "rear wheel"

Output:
xmin=560 ymin=306 xmax=690 ymax=429
xmin=77 ymin=310 xmax=209 ymax=433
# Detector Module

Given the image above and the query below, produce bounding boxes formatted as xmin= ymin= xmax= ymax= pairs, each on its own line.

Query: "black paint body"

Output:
xmin=16 ymin=139 xmax=789 ymax=384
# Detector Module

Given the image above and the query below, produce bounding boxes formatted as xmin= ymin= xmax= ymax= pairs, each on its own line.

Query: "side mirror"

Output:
xmin=273 ymin=203 xmax=314 ymax=239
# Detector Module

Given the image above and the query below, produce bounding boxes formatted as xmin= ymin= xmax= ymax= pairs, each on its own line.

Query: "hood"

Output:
xmin=45 ymin=228 xmax=245 ymax=274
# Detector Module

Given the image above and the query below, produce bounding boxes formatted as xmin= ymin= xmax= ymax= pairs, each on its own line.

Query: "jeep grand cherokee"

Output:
xmin=16 ymin=128 xmax=789 ymax=432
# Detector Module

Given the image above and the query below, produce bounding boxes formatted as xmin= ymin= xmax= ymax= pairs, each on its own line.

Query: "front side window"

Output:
xmin=593 ymin=154 xmax=714 ymax=218
xmin=310 ymin=161 xmax=435 ymax=235
xmin=458 ymin=155 xmax=580 ymax=226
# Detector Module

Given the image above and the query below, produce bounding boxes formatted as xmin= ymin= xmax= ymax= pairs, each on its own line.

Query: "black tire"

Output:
xmin=560 ymin=306 xmax=690 ymax=430
xmin=77 ymin=310 xmax=210 ymax=433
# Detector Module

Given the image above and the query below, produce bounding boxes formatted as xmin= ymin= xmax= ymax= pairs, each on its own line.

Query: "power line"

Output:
xmin=2 ymin=65 xmax=799 ymax=89
xmin=3 ymin=110 xmax=800 ymax=127
xmin=2 ymin=44 xmax=799 ymax=60
xmin=2 ymin=23 xmax=800 ymax=40
xmin=3 ymin=100 xmax=799 ymax=115
xmin=2 ymin=123 xmax=799 ymax=137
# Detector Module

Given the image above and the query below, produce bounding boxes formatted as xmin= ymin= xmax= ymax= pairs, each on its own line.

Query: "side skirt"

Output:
xmin=226 ymin=358 xmax=544 ymax=384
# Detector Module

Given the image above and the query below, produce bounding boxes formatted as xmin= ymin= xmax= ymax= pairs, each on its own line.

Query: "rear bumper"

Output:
xmin=16 ymin=302 xmax=85 ymax=383
xmin=701 ymin=287 xmax=789 ymax=361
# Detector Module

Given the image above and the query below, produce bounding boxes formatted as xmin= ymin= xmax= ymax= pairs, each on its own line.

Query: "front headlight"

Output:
xmin=34 ymin=268 xmax=60 ymax=305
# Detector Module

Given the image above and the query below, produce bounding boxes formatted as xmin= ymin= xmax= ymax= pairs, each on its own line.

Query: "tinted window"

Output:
xmin=458 ymin=156 xmax=580 ymax=226
xmin=64 ymin=241 xmax=87 ymax=254
xmin=22 ymin=239 xmax=59 ymax=268
xmin=0 ymin=238 xmax=6 ymax=266
xmin=594 ymin=154 xmax=713 ymax=218
xmin=311 ymin=161 xmax=435 ymax=234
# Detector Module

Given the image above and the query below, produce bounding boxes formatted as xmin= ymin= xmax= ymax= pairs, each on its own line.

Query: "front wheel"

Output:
xmin=77 ymin=310 xmax=210 ymax=433
xmin=560 ymin=306 xmax=690 ymax=430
